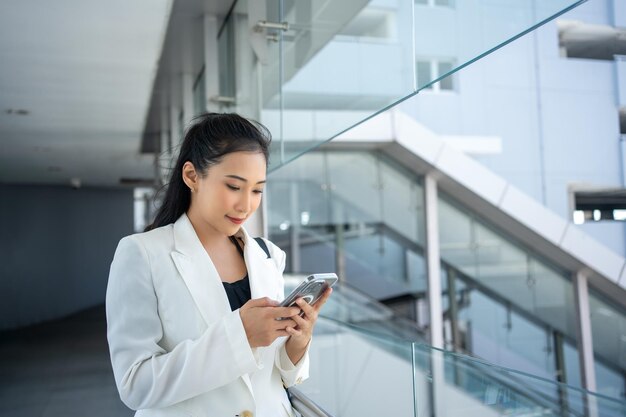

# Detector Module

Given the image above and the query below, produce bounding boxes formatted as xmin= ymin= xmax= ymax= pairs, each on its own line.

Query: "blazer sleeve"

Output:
xmin=265 ymin=240 xmax=311 ymax=387
xmin=106 ymin=236 xmax=262 ymax=410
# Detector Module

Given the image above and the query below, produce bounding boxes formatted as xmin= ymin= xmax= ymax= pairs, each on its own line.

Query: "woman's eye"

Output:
xmin=254 ymin=189 xmax=264 ymax=194
xmin=226 ymin=184 xmax=240 ymax=191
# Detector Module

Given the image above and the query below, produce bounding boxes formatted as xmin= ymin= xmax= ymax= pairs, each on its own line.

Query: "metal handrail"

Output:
xmin=288 ymin=387 xmax=334 ymax=417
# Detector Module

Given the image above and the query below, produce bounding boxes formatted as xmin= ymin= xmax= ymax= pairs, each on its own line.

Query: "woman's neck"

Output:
xmin=186 ymin=210 xmax=227 ymax=249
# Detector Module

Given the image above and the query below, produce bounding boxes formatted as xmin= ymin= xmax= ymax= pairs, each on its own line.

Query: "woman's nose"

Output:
xmin=235 ymin=193 xmax=251 ymax=214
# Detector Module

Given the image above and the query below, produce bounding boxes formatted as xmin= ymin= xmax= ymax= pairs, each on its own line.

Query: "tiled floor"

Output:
xmin=0 ymin=305 xmax=133 ymax=416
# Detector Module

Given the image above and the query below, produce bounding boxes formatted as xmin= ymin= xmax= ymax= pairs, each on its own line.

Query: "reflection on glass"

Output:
xmin=300 ymin=314 xmax=626 ymax=417
xmin=589 ymin=289 xmax=626 ymax=400
xmin=439 ymin=195 xmax=575 ymax=335
xmin=300 ymin=318 xmax=416 ymax=417
xmin=438 ymin=194 xmax=582 ymax=389
xmin=411 ymin=343 xmax=625 ymax=417
xmin=271 ymin=0 xmax=583 ymax=168
xmin=268 ymin=150 xmax=426 ymax=301
xmin=217 ymin=0 xmax=584 ymax=170
xmin=276 ymin=0 xmax=416 ymax=164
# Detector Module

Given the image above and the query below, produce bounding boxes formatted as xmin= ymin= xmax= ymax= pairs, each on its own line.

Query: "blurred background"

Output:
xmin=1 ymin=0 xmax=625 ymax=415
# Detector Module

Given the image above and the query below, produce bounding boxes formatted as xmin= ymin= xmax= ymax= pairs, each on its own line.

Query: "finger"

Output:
xmin=244 ymin=297 xmax=278 ymax=309
xmin=275 ymin=329 xmax=291 ymax=338
xmin=313 ymin=288 xmax=333 ymax=312
xmin=290 ymin=312 xmax=309 ymax=328
xmin=296 ymin=298 xmax=317 ymax=318
xmin=271 ymin=306 xmax=301 ymax=319
xmin=286 ymin=326 xmax=303 ymax=337
xmin=274 ymin=318 xmax=297 ymax=330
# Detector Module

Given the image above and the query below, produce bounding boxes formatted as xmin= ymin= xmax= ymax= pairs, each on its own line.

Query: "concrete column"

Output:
xmin=424 ymin=174 xmax=443 ymax=349
xmin=160 ymin=93 xmax=170 ymax=156
xmin=289 ymin=181 xmax=301 ymax=271
xmin=169 ymin=73 xmax=181 ymax=146
xmin=182 ymin=72 xmax=194 ymax=128
xmin=573 ymin=271 xmax=597 ymax=392
xmin=158 ymin=94 xmax=170 ymax=186
xmin=204 ymin=14 xmax=220 ymax=112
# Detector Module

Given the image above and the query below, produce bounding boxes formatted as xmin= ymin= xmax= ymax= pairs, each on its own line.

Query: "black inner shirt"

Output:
xmin=221 ymin=236 xmax=252 ymax=311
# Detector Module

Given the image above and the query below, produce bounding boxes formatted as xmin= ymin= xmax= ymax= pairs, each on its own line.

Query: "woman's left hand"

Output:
xmin=284 ymin=287 xmax=332 ymax=364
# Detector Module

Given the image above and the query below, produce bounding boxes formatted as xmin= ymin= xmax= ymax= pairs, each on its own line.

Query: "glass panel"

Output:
xmin=588 ymin=289 xmax=626 ymax=400
xmin=218 ymin=0 xmax=584 ymax=170
xmin=268 ymin=150 xmax=427 ymax=300
xmin=413 ymin=0 xmax=584 ymax=93
xmin=299 ymin=317 xmax=417 ymax=417
xmin=438 ymin=194 xmax=579 ymax=387
xmin=256 ymin=0 xmax=285 ymax=163
xmin=450 ymin=283 xmax=557 ymax=380
xmin=439 ymin=196 xmax=576 ymax=334
xmin=380 ymin=158 xmax=425 ymax=244
xmin=271 ymin=0 xmax=584 ymax=169
xmin=278 ymin=0 xmax=416 ymax=165
xmin=562 ymin=341 xmax=582 ymax=388
xmin=411 ymin=343 xmax=626 ymax=417
xmin=302 ymin=311 xmax=626 ymax=417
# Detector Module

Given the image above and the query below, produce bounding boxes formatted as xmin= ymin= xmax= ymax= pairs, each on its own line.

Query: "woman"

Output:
xmin=106 ymin=113 xmax=331 ymax=417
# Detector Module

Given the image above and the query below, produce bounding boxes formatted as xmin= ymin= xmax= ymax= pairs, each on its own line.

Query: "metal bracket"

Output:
xmin=255 ymin=20 xmax=289 ymax=32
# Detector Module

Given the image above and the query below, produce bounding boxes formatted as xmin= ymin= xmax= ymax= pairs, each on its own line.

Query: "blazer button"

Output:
xmin=240 ymin=411 xmax=253 ymax=417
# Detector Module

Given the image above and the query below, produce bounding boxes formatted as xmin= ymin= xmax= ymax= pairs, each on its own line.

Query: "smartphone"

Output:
xmin=279 ymin=273 xmax=337 ymax=310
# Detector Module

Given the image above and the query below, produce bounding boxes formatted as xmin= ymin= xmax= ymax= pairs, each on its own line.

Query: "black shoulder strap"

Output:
xmin=254 ymin=237 xmax=271 ymax=259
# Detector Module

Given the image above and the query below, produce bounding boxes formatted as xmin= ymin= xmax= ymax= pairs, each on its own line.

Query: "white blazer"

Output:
xmin=106 ymin=213 xmax=309 ymax=417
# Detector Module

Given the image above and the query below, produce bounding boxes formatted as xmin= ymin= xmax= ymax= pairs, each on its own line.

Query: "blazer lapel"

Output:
xmin=170 ymin=214 xmax=231 ymax=326
xmin=170 ymin=215 xmax=271 ymax=398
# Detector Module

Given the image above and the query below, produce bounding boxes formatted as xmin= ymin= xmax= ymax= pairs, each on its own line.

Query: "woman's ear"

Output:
xmin=182 ymin=161 xmax=199 ymax=192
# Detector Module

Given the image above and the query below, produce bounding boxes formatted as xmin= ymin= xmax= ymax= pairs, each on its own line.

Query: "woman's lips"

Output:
xmin=226 ymin=216 xmax=244 ymax=225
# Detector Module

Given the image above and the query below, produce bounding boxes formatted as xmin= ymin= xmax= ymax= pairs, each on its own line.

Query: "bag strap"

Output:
xmin=254 ymin=237 xmax=271 ymax=259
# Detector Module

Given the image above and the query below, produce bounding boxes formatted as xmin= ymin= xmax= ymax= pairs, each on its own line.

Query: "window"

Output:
xmin=572 ymin=189 xmax=626 ymax=224
xmin=416 ymin=58 xmax=456 ymax=92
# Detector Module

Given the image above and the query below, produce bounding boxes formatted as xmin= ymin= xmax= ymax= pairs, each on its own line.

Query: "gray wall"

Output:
xmin=0 ymin=184 xmax=133 ymax=330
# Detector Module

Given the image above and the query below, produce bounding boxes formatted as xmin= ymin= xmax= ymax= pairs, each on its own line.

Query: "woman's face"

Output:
xmin=185 ymin=151 xmax=267 ymax=237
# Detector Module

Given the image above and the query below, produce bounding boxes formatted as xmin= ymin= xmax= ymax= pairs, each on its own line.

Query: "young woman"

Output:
xmin=106 ymin=113 xmax=331 ymax=417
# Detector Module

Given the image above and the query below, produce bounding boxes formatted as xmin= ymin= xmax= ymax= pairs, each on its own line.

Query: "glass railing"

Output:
xmin=220 ymin=0 xmax=587 ymax=170
xmin=298 ymin=317 xmax=418 ymax=417
xmin=285 ymin=275 xmax=426 ymax=343
xmin=299 ymin=316 xmax=626 ymax=417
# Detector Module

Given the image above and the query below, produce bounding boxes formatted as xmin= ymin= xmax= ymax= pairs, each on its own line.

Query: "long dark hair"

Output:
xmin=145 ymin=113 xmax=271 ymax=231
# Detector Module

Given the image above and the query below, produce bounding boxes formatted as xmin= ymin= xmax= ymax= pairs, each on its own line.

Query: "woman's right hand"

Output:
xmin=239 ymin=297 xmax=301 ymax=348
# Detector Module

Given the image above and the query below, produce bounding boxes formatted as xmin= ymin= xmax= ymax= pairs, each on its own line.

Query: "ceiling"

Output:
xmin=0 ymin=0 xmax=234 ymax=188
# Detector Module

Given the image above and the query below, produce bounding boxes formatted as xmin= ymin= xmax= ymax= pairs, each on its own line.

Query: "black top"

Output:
xmin=222 ymin=236 xmax=252 ymax=311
